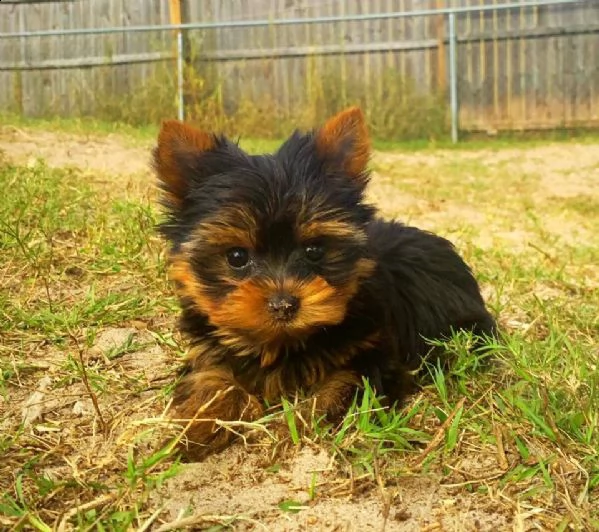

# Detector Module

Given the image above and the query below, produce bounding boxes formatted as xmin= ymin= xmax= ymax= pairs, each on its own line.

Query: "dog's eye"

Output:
xmin=226 ymin=247 xmax=250 ymax=269
xmin=304 ymin=245 xmax=325 ymax=263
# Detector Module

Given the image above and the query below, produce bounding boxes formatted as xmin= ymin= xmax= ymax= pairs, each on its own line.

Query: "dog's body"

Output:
xmin=154 ymin=108 xmax=495 ymax=461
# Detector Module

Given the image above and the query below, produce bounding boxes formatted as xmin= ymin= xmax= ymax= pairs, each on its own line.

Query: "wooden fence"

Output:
xmin=1 ymin=0 xmax=598 ymax=135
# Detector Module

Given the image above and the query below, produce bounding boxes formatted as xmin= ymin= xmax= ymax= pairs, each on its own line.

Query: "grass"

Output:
xmin=0 ymin=122 xmax=598 ymax=530
xmin=4 ymin=111 xmax=599 ymax=155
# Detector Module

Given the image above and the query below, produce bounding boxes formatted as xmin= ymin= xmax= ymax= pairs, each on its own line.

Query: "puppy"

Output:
xmin=153 ymin=107 xmax=496 ymax=460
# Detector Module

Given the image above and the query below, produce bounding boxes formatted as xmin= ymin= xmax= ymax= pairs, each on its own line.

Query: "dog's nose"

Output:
xmin=268 ymin=294 xmax=300 ymax=320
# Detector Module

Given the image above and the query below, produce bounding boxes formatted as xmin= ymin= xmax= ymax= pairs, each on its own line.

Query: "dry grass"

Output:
xmin=0 ymin=123 xmax=598 ymax=531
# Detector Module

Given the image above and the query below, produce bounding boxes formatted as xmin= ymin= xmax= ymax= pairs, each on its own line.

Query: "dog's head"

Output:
xmin=154 ymin=107 xmax=376 ymax=365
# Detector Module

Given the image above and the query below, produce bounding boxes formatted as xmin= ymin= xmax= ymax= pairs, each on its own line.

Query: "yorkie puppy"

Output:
xmin=154 ymin=107 xmax=496 ymax=461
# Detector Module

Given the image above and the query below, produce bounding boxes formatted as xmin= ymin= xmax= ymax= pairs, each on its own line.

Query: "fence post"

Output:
xmin=169 ymin=0 xmax=185 ymax=121
xmin=448 ymin=11 xmax=458 ymax=143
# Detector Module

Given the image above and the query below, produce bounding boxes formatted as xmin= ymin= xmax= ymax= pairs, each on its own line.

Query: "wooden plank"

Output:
xmin=0 ymin=0 xmax=78 ymax=4
xmin=27 ymin=4 xmax=42 ymax=115
xmin=188 ymin=39 xmax=440 ymax=62
xmin=436 ymin=0 xmax=447 ymax=93
xmin=587 ymin=4 xmax=599 ymax=120
xmin=477 ymin=0 xmax=487 ymax=128
xmin=517 ymin=1 xmax=526 ymax=124
xmin=492 ymin=0 xmax=499 ymax=122
xmin=2 ymin=3 xmax=22 ymax=112
xmin=572 ymin=2 xmax=584 ymax=122
xmin=384 ymin=0 xmax=394 ymax=79
xmin=169 ymin=0 xmax=181 ymax=27
xmin=374 ymin=0 xmax=384 ymax=110
xmin=424 ymin=0 xmax=432 ymax=94
xmin=399 ymin=0 xmax=407 ymax=88
xmin=531 ymin=4 xmax=539 ymax=124
xmin=0 ymin=52 xmax=176 ymax=70
xmin=505 ymin=7 xmax=515 ymax=125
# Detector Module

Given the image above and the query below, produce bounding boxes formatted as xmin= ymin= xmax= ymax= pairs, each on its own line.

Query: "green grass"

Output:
xmin=0 ymin=124 xmax=598 ymax=530
xmin=0 ymin=159 xmax=184 ymax=530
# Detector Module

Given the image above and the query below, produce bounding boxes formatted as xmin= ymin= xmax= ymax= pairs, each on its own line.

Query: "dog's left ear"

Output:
xmin=153 ymin=120 xmax=216 ymax=208
xmin=315 ymin=107 xmax=371 ymax=186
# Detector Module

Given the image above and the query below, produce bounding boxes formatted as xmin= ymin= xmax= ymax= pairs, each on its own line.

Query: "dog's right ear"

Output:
xmin=153 ymin=120 xmax=216 ymax=208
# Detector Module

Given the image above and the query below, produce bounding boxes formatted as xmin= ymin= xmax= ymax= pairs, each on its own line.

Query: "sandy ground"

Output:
xmin=3 ymin=126 xmax=598 ymax=196
xmin=0 ymin=126 xmax=152 ymax=176
xmin=2 ymin=124 xmax=597 ymax=239
xmin=1 ymin=126 xmax=598 ymax=531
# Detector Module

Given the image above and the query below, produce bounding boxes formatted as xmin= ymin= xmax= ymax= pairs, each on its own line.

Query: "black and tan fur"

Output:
xmin=154 ymin=107 xmax=496 ymax=461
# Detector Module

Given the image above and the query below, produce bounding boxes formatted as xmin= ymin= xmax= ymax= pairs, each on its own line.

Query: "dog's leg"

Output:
xmin=309 ymin=370 xmax=363 ymax=423
xmin=169 ymin=368 xmax=263 ymax=461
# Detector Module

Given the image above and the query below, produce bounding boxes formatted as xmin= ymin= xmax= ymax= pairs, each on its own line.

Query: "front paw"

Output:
xmin=169 ymin=369 xmax=263 ymax=461
xmin=309 ymin=370 xmax=363 ymax=424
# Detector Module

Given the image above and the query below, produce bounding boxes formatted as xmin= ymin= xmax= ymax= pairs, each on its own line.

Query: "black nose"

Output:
xmin=268 ymin=294 xmax=300 ymax=320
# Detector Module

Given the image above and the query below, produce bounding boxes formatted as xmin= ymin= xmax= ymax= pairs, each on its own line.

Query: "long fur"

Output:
xmin=154 ymin=108 xmax=496 ymax=461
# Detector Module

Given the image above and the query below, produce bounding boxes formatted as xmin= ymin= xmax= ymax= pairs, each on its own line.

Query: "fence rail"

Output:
xmin=0 ymin=52 xmax=175 ymax=71
xmin=0 ymin=0 xmax=597 ymax=141
xmin=0 ymin=0 xmax=581 ymax=38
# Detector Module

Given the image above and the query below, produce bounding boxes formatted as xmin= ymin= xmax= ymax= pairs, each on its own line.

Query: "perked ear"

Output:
xmin=314 ymin=107 xmax=371 ymax=185
xmin=153 ymin=120 xmax=216 ymax=207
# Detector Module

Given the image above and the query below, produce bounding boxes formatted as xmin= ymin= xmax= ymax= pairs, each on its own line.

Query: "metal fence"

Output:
xmin=0 ymin=0 xmax=597 ymax=142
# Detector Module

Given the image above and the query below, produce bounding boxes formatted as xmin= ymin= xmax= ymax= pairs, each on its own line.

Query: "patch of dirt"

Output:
xmin=376 ymin=143 xmax=599 ymax=200
xmin=153 ymin=444 xmax=511 ymax=531
xmin=3 ymin=326 xmax=172 ymax=433
xmin=1 ymin=324 xmax=178 ymax=528
xmin=0 ymin=126 xmax=151 ymax=176
xmin=373 ymin=143 xmax=599 ymax=252
xmin=0 ymin=126 xmax=156 ymax=201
